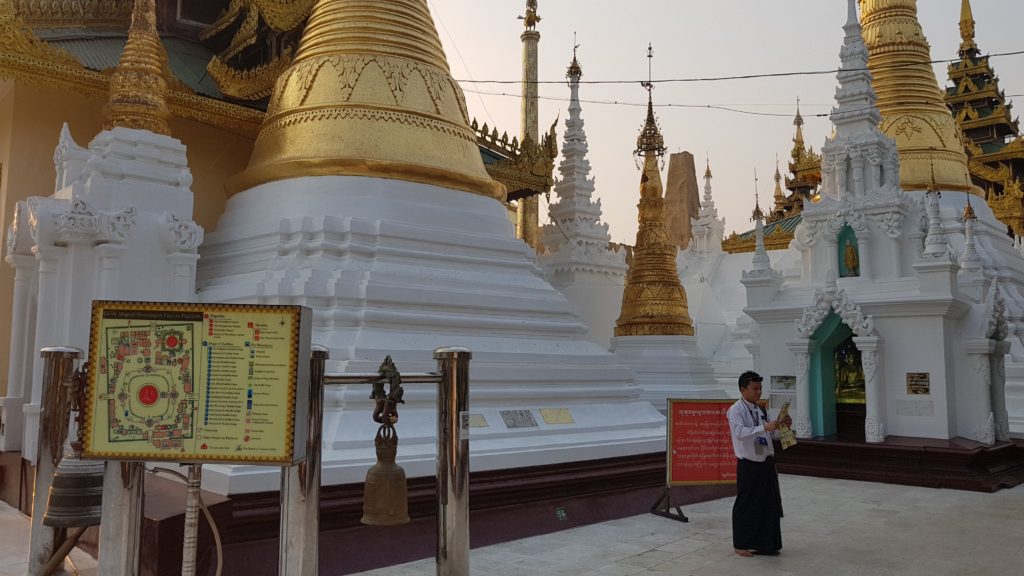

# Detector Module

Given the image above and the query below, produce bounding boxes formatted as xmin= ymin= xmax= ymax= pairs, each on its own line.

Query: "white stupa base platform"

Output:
xmin=610 ymin=335 xmax=730 ymax=411
xmin=195 ymin=176 xmax=667 ymax=494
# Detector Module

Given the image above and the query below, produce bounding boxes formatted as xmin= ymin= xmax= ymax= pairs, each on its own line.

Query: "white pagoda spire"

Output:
xmin=540 ymin=45 xmax=627 ymax=277
xmin=746 ymin=170 xmax=775 ymax=277
xmin=685 ymin=159 xmax=725 ymax=258
xmin=817 ymin=0 xmax=898 ymax=203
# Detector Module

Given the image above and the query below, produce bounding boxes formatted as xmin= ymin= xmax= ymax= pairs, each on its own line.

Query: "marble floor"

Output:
xmin=0 ymin=474 xmax=1021 ymax=575
xmin=350 ymin=474 xmax=1024 ymax=576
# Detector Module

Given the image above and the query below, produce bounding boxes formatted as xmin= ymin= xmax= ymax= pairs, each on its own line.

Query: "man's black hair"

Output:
xmin=738 ymin=370 xmax=763 ymax=390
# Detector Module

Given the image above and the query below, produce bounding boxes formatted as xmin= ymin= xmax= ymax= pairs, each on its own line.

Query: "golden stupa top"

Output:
xmin=226 ymin=0 xmax=503 ymax=199
xmin=859 ymin=0 xmax=975 ymax=194
xmin=635 ymin=95 xmax=666 ymax=158
xmin=959 ymin=0 xmax=979 ymax=58
xmin=103 ymin=0 xmax=170 ymax=135
xmin=615 ymin=77 xmax=694 ymax=338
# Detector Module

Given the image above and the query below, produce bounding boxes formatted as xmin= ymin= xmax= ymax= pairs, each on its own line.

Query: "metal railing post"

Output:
xmin=433 ymin=347 xmax=471 ymax=576
xmin=279 ymin=344 xmax=329 ymax=576
xmin=27 ymin=346 xmax=82 ymax=576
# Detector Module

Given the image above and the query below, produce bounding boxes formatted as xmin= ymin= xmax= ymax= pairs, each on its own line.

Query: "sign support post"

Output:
xmin=279 ymin=345 xmax=328 ymax=576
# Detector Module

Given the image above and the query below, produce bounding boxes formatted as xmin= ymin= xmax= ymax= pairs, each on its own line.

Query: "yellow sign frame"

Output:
xmin=83 ymin=301 xmax=312 ymax=465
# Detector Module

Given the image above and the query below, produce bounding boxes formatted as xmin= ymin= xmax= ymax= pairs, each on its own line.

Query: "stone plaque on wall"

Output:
xmin=906 ymin=372 xmax=930 ymax=395
xmin=500 ymin=409 xmax=538 ymax=429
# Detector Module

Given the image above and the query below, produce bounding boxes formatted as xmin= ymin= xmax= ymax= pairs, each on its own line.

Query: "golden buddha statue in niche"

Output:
xmin=842 ymin=238 xmax=860 ymax=277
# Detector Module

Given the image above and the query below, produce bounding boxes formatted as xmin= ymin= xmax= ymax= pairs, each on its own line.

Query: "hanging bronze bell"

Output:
xmin=361 ymin=425 xmax=409 ymax=525
xmin=43 ymin=451 xmax=105 ymax=528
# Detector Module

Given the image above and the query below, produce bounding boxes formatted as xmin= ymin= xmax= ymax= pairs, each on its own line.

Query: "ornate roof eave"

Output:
xmin=0 ymin=12 xmax=262 ymax=138
xmin=722 ymin=226 xmax=795 ymax=254
xmin=474 ymin=118 xmax=557 ymax=202
xmin=207 ymin=48 xmax=294 ymax=101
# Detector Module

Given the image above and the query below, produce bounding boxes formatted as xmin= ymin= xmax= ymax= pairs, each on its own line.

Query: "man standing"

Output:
xmin=727 ymin=370 xmax=792 ymax=557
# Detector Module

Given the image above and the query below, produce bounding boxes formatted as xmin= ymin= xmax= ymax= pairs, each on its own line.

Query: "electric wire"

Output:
xmin=456 ymin=50 xmax=1024 ymax=85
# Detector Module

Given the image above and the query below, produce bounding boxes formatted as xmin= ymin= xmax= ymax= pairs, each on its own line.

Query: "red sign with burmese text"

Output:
xmin=666 ymin=399 xmax=736 ymax=486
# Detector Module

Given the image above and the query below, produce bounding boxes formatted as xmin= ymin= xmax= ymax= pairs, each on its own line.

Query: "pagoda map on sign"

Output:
xmin=99 ymin=322 xmax=196 ymax=451
xmin=85 ymin=302 xmax=310 ymax=465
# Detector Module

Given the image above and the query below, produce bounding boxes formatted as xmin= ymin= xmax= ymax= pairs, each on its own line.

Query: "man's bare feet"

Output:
xmin=735 ymin=549 xmax=755 ymax=557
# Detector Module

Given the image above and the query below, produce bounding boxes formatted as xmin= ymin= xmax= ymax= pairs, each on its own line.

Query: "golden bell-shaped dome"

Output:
xmin=226 ymin=0 xmax=504 ymax=199
xmin=859 ymin=0 xmax=975 ymax=194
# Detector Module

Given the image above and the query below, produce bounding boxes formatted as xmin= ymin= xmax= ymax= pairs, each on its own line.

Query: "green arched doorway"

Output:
xmin=808 ymin=310 xmax=867 ymax=439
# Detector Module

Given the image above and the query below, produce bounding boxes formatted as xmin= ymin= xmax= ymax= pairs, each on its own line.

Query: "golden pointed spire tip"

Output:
xmin=103 ymin=0 xmax=170 ymax=136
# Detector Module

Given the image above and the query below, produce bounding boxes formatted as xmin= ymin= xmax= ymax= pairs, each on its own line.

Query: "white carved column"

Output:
xmin=851 ymin=153 xmax=866 ymax=197
xmin=787 ymin=339 xmax=815 ymax=438
xmin=858 ymin=235 xmax=872 ymax=280
xmin=826 ymin=238 xmax=840 ymax=277
xmin=96 ymin=243 xmax=128 ymax=297
xmin=991 ymin=340 xmax=1011 ymax=442
xmin=24 ymin=244 xmax=64 ymax=464
xmin=854 ymin=336 xmax=885 ymax=443
xmin=160 ymin=212 xmax=204 ymax=302
xmin=1 ymin=254 xmax=37 ymax=450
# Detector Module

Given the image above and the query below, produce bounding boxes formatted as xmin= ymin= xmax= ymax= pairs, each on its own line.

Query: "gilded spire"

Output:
xmin=615 ymin=45 xmax=693 ymax=337
xmin=959 ymin=0 xmax=979 ymax=59
xmin=704 ymin=157 xmax=712 ymax=180
xmin=859 ymin=0 xmax=974 ymax=194
xmin=226 ymin=0 xmax=503 ymax=199
xmin=103 ymin=0 xmax=170 ymax=135
xmin=751 ymin=169 xmax=765 ymax=222
xmin=773 ymin=159 xmax=785 ymax=203
xmin=792 ymin=97 xmax=805 ymax=151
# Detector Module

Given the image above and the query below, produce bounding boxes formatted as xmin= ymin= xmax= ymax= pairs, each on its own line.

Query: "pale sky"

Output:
xmin=428 ymin=0 xmax=1024 ymax=244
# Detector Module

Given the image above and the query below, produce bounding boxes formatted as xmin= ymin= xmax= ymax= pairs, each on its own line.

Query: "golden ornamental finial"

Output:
xmin=752 ymin=169 xmax=765 ymax=221
xmin=635 ymin=44 xmax=666 ymax=160
xmin=520 ymin=0 xmax=540 ymax=30
xmin=567 ymin=32 xmax=582 ymax=83
xmin=963 ymin=173 xmax=976 ymax=219
xmin=959 ymin=0 xmax=978 ymax=58
xmin=103 ymin=0 xmax=170 ymax=135
xmin=704 ymin=156 xmax=712 ymax=179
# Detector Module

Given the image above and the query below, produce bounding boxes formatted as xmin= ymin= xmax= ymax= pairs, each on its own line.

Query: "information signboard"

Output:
xmin=83 ymin=301 xmax=312 ymax=465
xmin=666 ymin=398 xmax=736 ymax=486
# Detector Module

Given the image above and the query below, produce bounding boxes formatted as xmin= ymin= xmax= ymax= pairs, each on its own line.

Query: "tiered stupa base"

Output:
xmin=610 ymin=335 xmax=729 ymax=410
xmin=197 ymin=176 xmax=665 ymax=493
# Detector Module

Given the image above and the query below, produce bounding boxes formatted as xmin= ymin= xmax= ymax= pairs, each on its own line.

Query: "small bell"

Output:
xmin=43 ymin=445 xmax=105 ymax=528
xmin=361 ymin=425 xmax=410 ymax=525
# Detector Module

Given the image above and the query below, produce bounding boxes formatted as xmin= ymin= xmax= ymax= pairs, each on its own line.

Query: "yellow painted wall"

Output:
xmin=0 ymin=79 xmax=255 ymax=398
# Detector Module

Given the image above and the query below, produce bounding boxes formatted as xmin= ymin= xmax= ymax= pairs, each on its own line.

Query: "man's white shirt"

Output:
xmin=727 ymin=398 xmax=775 ymax=462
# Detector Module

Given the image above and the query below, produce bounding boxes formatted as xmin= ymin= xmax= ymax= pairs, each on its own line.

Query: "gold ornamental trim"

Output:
xmin=251 ymin=0 xmax=315 ymax=32
xmin=207 ymin=49 xmax=294 ymax=101
xmin=15 ymin=0 xmax=132 ymax=29
xmin=225 ymin=155 xmax=506 ymax=199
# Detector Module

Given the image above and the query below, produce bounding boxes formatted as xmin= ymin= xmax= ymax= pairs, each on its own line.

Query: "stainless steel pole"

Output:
xmin=28 ymin=346 xmax=81 ymax=576
xmin=433 ymin=347 xmax=471 ymax=576
xmin=279 ymin=345 xmax=329 ymax=576
xmin=180 ymin=464 xmax=203 ymax=576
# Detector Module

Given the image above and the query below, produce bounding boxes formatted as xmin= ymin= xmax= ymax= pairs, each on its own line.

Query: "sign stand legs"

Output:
xmin=649 ymin=486 xmax=689 ymax=522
